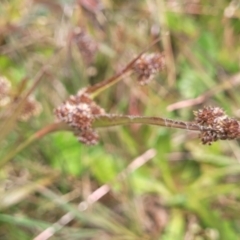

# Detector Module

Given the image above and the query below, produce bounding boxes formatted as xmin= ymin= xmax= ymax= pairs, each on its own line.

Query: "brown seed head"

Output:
xmin=18 ymin=97 xmax=42 ymax=121
xmin=72 ymin=28 xmax=98 ymax=65
xmin=75 ymin=129 xmax=99 ymax=145
xmin=194 ymin=106 xmax=225 ymax=126
xmin=54 ymin=90 xmax=105 ymax=145
xmin=133 ymin=53 xmax=165 ymax=85
xmin=194 ymin=106 xmax=240 ymax=144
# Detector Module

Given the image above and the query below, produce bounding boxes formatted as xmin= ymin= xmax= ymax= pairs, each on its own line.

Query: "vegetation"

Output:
xmin=1 ymin=0 xmax=240 ymax=239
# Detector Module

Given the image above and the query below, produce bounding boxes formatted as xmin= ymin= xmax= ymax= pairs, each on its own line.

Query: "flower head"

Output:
xmin=54 ymin=90 xmax=105 ymax=145
xmin=133 ymin=53 xmax=165 ymax=85
xmin=72 ymin=28 xmax=98 ymax=65
xmin=194 ymin=106 xmax=240 ymax=144
xmin=18 ymin=97 xmax=42 ymax=121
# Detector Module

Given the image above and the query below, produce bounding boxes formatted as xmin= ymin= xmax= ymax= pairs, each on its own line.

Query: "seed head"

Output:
xmin=18 ymin=97 xmax=42 ymax=121
xmin=54 ymin=90 xmax=105 ymax=145
xmin=133 ymin=53 xmax=165 ymax=85
xmin=194 ymin=106 xmax=226 ymax=126
xmin=194 ymin=106 xmax=240 ymax=144
xmin=75 ymin=129 xmax=99 ymax=145
xmin=72 ymin=28 xmax=98 ymax=65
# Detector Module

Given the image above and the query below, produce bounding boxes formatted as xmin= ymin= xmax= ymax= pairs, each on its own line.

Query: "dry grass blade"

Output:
xmin=167 ymin=73 xmax=240 ymax=111
xmin=0 ymin=47 xmax=63 ymax=143
xmin=34 ymin=149 xmax=156 ymax=240
xmin=0 ymin=122 xmax=68 ymax=167
xmin=0 ymin=175 xmax=58 ymax=210
xmin=0 ymin=66 xmax=48 ymax=143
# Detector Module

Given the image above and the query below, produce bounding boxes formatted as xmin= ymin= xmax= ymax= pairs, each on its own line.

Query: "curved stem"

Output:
xmin=86 ymin=66 xmax=133 ymax=98
xmin=0 ymin=48 xmax=63 ymax=143
xmin=1 ymin=114 xmax=201 ymax=167
xmin=86 ymin=38 xmax=161 ymax=98
xmin=0 ymin=122 xmax=69 ymax=167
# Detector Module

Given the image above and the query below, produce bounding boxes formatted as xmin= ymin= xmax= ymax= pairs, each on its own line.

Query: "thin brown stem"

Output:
xmin=93 ymin=114 xmax=202 ymax=132
xmin=0 ymin=113 xmax=205 ymax=167
xmin=156 ymin=0 xmax=176 ymax=86
xmin=0 ymin=48 xmax=62 ymax=142
xmin=0 ymin=122 xmax=68 ymax=167
xmin=86 ymin=38 xmax=161 ymax=98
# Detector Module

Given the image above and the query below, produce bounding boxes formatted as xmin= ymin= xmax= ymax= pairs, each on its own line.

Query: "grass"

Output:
xmin=1 ymin=0 xmax=240 ymax=239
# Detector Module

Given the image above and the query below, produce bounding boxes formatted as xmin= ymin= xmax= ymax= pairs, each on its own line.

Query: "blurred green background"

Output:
xmin=1 ymin=0 xmax=240 ymax=239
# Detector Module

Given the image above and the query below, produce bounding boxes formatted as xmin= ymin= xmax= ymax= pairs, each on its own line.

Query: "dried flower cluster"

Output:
xmin=0 ymin=76 xmax=11 ymax=106
xmin=72 ymin=27 xmax=98 ymax=65
xmin=54 ymin=90 xmax=105 ymax=145
xmin=0 ymin=76 xmax=42 ymax=121
xmin=133 ymin=53 xmax=166 ymax=85
xmin=194 ymin=106 xmax=240 ymax=145
xmin=15 ymin=97 xmax=42 ymax=121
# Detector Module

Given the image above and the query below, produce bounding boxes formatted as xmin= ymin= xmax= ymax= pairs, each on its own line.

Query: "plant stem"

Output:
xmin=0 ymin=122 xmax=68 ymax=167
xmin=1 ymin=114 xmax=201 ymax=167
xmin=93 ymin=114 xmax=202 ymax=132
xmin=86 ymin=38 xmax=161 ymax=98
xmin=0 ymin=48 xmax=63 ymax=143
